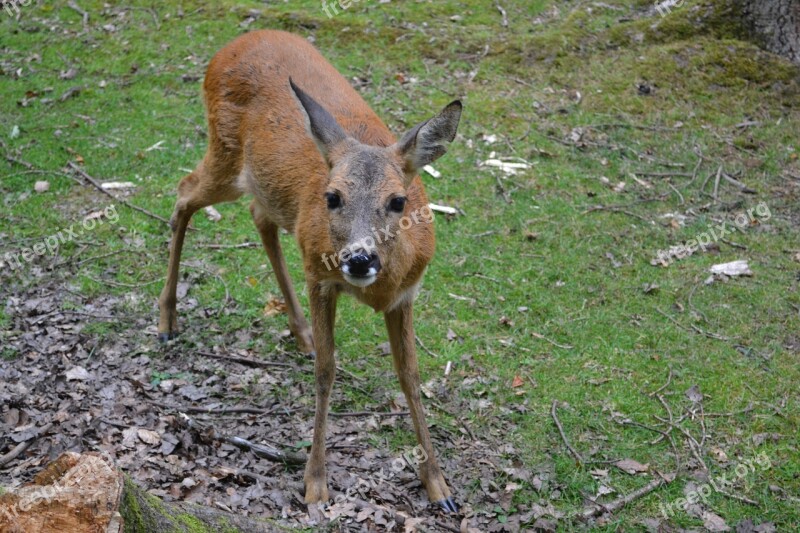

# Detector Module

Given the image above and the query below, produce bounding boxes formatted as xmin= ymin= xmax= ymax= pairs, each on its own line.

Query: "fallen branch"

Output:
xmin=196 ymin=350 xmax=292 ymax=369
xmin=67 ymin=161 xmax=171 ymax=228
xmin=180 ymin=413 xmax=306 ymax=466
xmin=579 ymin=473 xmax=675 ymax=519
xmin=0 ymin=423 xmax=54 ymax=467
xmin=551 ymin=400 xmax=584 ymax=465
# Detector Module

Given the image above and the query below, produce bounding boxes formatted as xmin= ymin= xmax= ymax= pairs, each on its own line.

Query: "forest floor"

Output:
xmin=1 ymin=0 xmax=799 ymax=531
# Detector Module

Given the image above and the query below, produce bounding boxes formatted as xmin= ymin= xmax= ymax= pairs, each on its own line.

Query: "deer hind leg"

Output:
xmin=384 ymin=303 xmax=458 ymax=513
xmin=158 ymin=160 xmax=241 ymax=342
xmin=250 ymin=200 xmax=315 ymax=354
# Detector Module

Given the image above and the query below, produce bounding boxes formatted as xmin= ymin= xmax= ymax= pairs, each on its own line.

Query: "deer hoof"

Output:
xmin=436 ymin=496 xmax=459 ymax=514
xmin=158 ymin=331 xmax=178 ymax=343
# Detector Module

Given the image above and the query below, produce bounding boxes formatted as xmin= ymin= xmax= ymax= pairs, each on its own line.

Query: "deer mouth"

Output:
xmin=341 ymin=268 xmax=378 ymax=288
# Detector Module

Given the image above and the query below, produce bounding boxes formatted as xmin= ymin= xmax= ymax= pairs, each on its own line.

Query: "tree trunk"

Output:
xmin=738 ymin=0 xmax=800 ymax=64
xmin=0 ymin=453 xmax=273 ymax=533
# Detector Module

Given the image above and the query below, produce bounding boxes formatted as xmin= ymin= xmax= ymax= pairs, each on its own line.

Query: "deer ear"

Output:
xmin=396 ymin=100 xmax=462 ymax=178
xmin=289 ymin=79 xmax=348 ymax=163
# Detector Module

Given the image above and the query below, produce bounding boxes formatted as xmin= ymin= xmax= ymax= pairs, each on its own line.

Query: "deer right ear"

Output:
xmin=289 ymin=79 xmax=348 ymax=164
xmin=396 ymin=100 xmax=462 ymax=179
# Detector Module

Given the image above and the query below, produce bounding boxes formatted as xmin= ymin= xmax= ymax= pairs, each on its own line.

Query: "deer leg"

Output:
xmin=384 ymin=303 xmax=457 ymax=513
xmin=303 ymin=283 xmax=338 ymax=505
xmin=250 ymin=201 xmax=314 ymax=354
xmin=158 ymin=173 xmax=201 ymax=342
xmin=158 ymin=164 xmax=240 ymax=342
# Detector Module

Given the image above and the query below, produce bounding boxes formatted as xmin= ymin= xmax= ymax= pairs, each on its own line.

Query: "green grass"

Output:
xmin=1 ymin=0 xmax=799 ymax=529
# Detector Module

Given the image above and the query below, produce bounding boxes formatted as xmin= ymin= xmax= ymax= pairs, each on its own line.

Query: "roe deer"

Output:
xmin=158 ymin=30 xmax=462 ymax=512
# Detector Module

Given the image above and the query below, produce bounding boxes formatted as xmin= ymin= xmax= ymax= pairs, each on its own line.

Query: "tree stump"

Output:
xmin=0 ymin=453 xmax=274 ymax=533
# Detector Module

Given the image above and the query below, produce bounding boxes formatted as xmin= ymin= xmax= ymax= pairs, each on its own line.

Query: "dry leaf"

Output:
xmin=137 ymin=429 xmax=161 ymax=445
xmin=614 ymin=459 xmax=649 ymax=474
xmin=65 ymin=366 xmax=91 ymax=381
xmin=709 ymin=260 xmax=752 ymax=277
xmin=263 ymin=297 xmax=287 ymax=318
xmin=685 ymin=384 xmax=704 ymax=403
xmin=511 ymin=375 xmax=524 ymax=388
xmin=204 ymin=205 xmax=222 ymax=222
xmin=702 ymin=511 xmax=731 ymax=532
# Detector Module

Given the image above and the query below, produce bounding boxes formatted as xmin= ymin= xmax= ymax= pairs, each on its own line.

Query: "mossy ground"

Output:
xmin=1 ymin=0 xmax=799 ymax=530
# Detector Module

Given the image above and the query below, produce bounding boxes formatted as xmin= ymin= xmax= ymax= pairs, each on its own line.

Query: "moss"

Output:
xmin=176 ymin=514 xmax=208 ymax=532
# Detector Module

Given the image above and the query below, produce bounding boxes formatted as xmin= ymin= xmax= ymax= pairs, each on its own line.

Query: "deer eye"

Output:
xmin=389 ymin=196 xmax=407 ymax=213
xmin=325 ymin=192 xmax=341 ymax=210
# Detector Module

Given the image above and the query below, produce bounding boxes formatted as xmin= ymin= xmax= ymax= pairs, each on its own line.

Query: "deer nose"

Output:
xmin=345 ymin=250 xmax=380 ymax=277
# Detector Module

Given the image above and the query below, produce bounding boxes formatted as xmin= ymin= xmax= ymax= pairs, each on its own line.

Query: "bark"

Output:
xmin=737 ymin=0 xmax=800 ymax=64
xmin=0 ymin=452 xmax=273 ymax=533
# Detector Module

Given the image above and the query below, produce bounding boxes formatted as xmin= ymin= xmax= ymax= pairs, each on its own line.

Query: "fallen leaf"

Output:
xmin=702 ymin=510 xmax=730 ymax=532
xmin=65 ymin=366 xmax=91 ymax=381
xmin=685 ymin=384 xmax=704 ymax=403
xmin=137 ymin=429 xmax=161 ymax=445
xmin=709 ymin=260 xmax=752 ymax=277
xmin=263 ymin=297 xmax=286 ymax=318
xmin=511 ymin=375 xmax=524 ymax=388
xmin=204 ymin=205 xmax=222 ymax=222
xmin=614 ymin=459 xmax=649 ymax=474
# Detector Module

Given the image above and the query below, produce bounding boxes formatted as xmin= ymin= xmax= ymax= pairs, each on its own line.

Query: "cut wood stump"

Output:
xmin=0 ymin=452 xmax=274 ymax=532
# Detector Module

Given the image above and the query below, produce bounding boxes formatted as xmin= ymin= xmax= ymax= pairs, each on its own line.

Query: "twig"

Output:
xmin=4 ymin=155 xmax=34 ymax=170
xmin=67 ymin=161 xmax=171 ymax=227
xmin=666 ymin=181 xmax=685 ymax=205
xmin=579 ymin=473 xmax=674 ymax=518
xmin=703 ymin=403 xmax=754 ymax=418
xmin=196 ymin=350 xmax=292 ymax=368
xmin=583 ymin=205 xmax=651 ymax=223
xmin=495 ymin=2 xmax=508 ymax=27
xmin=67 ymin=0 xmax=89 ymax=26
xmin=655 ymin=307 xmax=731 ymax=341
xmin=531 ymin=332 xmax=573 ymax=349
xmin=0 ymin=423 xmax=54 ymax=467
xmin=634 ymin=171 xmax=693 ymax=178
xmin=713 ymin=165 xmax=722 ymax=202
xmin=551 ymin=400 xmax=583 ymax=465
xmin=415 ymin=334 xmax=441 ymax=358
xmin=151 ymin=401 xmax=281 ymax=416
xmin=716 ymin=488 xmax=758 ymax=506
xmin=586 ymin=123 xmax=674 ymax=132
xmin=181 ymin=413 xmax=306 ymax=465
xmin=198 ymin=242 xmax=260 ymax=250
xmin=84 ymin=274 xmax=162 ymax=289
xmin=721 ymin=238 xmax=747 ymax=250
xmin=329 ymin=411 xmax=409 ymax=418
xmin=648 ymin=367 xmax=672 ymax=397
xmin=722 ymin=172 xmax=756 ymax=194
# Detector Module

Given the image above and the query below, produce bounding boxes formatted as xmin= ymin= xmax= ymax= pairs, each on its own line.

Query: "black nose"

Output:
xmin=346 ymin=250 xmax=380 ymax=277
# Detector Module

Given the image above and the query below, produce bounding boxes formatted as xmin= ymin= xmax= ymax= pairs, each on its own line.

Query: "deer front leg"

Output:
xmin=384 ymin=303 xmax=458 ymax=513
xmin=304 ymin=283 xmax=338 ymax=505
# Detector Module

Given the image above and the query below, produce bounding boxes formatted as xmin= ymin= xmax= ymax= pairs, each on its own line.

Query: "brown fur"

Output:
xmin=158 ymin=30 xmax=460 ymax=509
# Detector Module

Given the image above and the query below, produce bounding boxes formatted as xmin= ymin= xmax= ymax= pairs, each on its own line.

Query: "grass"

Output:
xmin=1 ymin=0 xmax=799 ymax=529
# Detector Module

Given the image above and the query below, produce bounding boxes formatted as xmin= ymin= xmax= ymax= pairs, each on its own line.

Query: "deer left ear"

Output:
xmin=395 ymin=100 xmax=462 ymax=179
xmin=289 ymin=78 xmax=348 ymax=165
